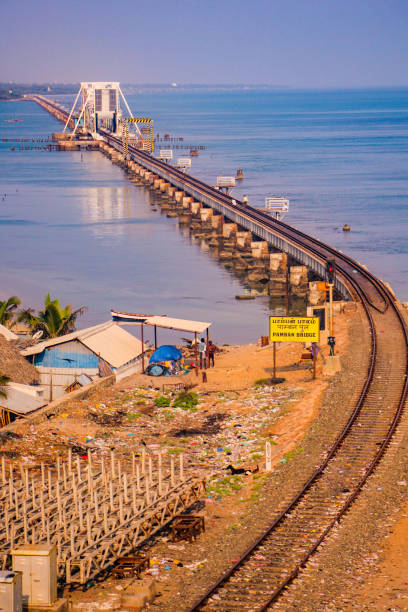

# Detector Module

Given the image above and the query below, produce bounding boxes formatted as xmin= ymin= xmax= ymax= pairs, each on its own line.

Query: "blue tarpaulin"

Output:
xmin=149 ymin=345 xmax=182 ymax=363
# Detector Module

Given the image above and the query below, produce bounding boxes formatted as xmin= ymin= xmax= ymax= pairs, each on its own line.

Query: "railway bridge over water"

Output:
xmin=26 ymin=91 xmax=408 ymax=609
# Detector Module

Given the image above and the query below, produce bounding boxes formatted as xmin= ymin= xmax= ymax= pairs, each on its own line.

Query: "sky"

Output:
xmin=1 ymin=0 xmax=408 ymax=87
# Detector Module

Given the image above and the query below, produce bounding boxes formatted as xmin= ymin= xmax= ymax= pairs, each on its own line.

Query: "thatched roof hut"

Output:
xmin=0 ymin=335 xmax=39 ymax=384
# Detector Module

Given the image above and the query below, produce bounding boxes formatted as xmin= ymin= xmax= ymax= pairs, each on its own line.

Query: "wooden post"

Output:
xmin=25 ymin=470 xmax=29 ymax=497
xmin=23 ymin=502 xmax=28 ymax=542
xmin=158 ymin=452 xmax=162 ymax=495
xmin=94 ymin=490 xmax=100 ymax=521
xmin=141 ymin=449 xmax=146 ymax=474
xmin=109 ymin=482 xmax=114 ymax=511
xmin=5 ymin=509 xmax=9 ymax=539
xmin=170 ymin=456 xmax=175 ymax=487
xmin=123 ymin=473 xmax=129 ymax=502
xmin=70 ymin=525 xmax=75 ymax=556
xmin=57 ymin=482 xmax=62 ymax=524
xmin=145 ymin=476 xmax=150 ymax=504
xmin=48 ymin=469 xmax=53 ymax=498
xmin=86 ymin=514 xmax=92 ymax=543
xmin=40 ymin=489 xmax=45 ymax=531
xmin=76 ymin=456 xmax=81 ymax=481
xmin=132 ymin=484 xmax=137 ymax=513
xmin=154 ymin=325 xmax=157 ymax=349
xmin=273 ymin=342 xmax=277 ymax=379
xmin=1 ymin=456 xmax=6 ymax=484
xmin=132 ymin=453 xmax=136 ymax=478
xmin=68 ymin=447 xmax=72 ymax=475
xmin=119 ymin=494 xmax=124 ymax=523
xmin=62 ymin=462 xmax=67 ymax=490
xmin=149 ymin=456 xmax=153 ymax=484
xmin=136 ymin=463 xmax=141 ymax=493
xmin=103 ymin=504 xmax=108 ymax=532
xmin=9 ymin=478 xmax=13 ymax=506
xmin=102 ymin=457 xmax=107 ymax=493
xmin=41 ymin=463 xmax=45 ymax=487
xmin=32 ymin=477 xmax=37 ymax=508
xmin=57 ymin=456 xmax=61 ymax=480
xmin=110 ymin=450 xmax=115 ymax=477
xmin=78 ymin=495 xmax=84 ymax=530
xmin=179 ymin=454 xmax=184 ymax=481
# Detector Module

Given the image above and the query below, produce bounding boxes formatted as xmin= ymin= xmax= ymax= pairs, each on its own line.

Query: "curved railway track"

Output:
xmin=29 ymin=102 xmax=408 ymax=608
xmin=100 ymin=133 xmax=408 ymax=611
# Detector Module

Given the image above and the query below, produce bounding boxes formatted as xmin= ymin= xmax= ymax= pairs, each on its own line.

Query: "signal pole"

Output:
xmin=326 ymin=260 xmax=336 ymax=356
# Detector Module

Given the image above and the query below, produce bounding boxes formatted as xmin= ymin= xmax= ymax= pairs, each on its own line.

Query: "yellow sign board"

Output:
xmin=269 ymin=316 xmax=320 ymax=343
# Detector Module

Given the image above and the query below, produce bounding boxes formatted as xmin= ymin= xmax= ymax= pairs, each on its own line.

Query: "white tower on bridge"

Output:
xmin=63 ymin=81 xmax=134 ymax=138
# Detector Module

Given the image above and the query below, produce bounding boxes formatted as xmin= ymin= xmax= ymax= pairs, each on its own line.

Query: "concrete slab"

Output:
xmin=24 ymin=598 xmax=68 ymax=612
xmin=323 ymin=355 xmax=341 ymax=376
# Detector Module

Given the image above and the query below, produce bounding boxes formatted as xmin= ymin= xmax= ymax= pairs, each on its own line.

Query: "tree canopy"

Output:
xmin=18 ymin=293 xmax=86 ymax=339
xmin=0 ymin=296 xmax=21 ymax=326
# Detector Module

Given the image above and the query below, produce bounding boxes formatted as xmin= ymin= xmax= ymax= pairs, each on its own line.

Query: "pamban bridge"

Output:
xmin=2 ymin=81 xmax=407 ymax=611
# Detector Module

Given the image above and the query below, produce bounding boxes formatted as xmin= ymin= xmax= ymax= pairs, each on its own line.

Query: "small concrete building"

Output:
xmin=21 ymin=321 xmax=144 ymax=401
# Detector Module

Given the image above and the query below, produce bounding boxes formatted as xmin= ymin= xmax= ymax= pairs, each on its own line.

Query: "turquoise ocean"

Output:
xmin=0 ymin=88 xmax=407 ymax=343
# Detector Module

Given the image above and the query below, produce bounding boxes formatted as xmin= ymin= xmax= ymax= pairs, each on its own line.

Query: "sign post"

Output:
xmin=269 ymin=316 xmax=320 ymax=381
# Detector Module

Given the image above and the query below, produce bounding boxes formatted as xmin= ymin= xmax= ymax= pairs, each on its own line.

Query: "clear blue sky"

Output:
xmin=1 ymin=0 xmax=407 ymax=87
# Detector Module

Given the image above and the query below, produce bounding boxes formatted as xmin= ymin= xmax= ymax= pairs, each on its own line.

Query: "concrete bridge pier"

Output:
xmin=268 ymin=253 xmax=288 ymax=297
xmin=290 ymin=265 xmax=309 ymax=297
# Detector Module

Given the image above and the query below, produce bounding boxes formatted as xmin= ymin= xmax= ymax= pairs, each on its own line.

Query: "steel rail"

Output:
xmin=101 ymin=129 xmax=389 ymax=314
xmin=27 ymin=102 xmax=408 ymax=608
xmin=97 ymin=131 xmax=408 ymax=611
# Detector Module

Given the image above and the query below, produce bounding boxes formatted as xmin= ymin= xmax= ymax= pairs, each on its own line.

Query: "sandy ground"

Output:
xmin=0 ymin=308 xmax=361 ymax=611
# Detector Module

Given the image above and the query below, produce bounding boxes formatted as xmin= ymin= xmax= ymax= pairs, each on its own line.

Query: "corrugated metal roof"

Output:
xmin=21 ymin=321 xmax=144 ymax=368
xmin=145 ymin=316 xmax=211 ymax=334
xmin=0 ymin=324 xmax=18 ymax=341
xmin=21 ymin=322 xmax=112 ymax=356
xmin=0 ymin=384 xmax=47 ymax=415
xmin=80 ymin=324 xmax=143 ymax=368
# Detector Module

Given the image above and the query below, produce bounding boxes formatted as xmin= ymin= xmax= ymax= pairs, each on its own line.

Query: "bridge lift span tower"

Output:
xmin=63 ymin=81 xmax=136 ymax=138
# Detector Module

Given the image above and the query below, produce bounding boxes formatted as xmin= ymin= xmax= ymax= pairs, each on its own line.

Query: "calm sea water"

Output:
xmin=1 ymin=88 xmax=407 ymax=343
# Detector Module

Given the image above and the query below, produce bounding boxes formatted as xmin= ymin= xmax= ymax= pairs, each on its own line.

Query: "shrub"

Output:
xmin=154 ymin=396 xmax=171 ymax=408
xmin=173 ymin=391 xmax=199 ymax=410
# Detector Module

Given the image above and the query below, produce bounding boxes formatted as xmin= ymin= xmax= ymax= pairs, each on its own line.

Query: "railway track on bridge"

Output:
xmin=101 ymin=132 xmax=408 ymax=611
xmin=29 ymin=100 xmax=408 ymax=608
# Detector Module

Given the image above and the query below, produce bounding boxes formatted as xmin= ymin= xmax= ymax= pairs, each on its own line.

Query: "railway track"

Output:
xmin=100 ymin=133 xmax=408 ymax=611
xmin=28 ymin=102 xmax=408 ymax=608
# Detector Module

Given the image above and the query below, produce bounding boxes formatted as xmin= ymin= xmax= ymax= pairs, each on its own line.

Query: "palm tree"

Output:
xmin=0 ymin=374 xmax=10 ymax=399
xmin=0 ymin=296 xmax=21 ymax=326
xmin=18 ymin=293 xmax=86 ymax=339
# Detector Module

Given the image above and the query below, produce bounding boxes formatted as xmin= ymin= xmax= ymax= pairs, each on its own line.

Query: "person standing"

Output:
xmin=198 ymin=337 xmax=207 ymax=369
xmin=207 ymin=340 xmax=219 ymax=367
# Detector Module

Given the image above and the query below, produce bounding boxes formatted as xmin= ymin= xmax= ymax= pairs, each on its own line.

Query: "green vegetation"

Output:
xmin=126 ymin=412 xmax=144 ymax=422
xmin=0 ymin=296 xmax=21 ymax=327
xmin=253 ymin=377 xmax=270 ymax=388
xmin=154 ymin=396 xmax=171 ymax=408
xmin=282 ymin=446 xmax=303 ymax=462
xmin=0 ymin=374 xmax=10 ymax=399
xmin=18 ymin=293 xmax=86 ymax=338
xmin=206 ymin=475 xmax=244 ymax=498
xmin=173 ymin=391 xmax=199 ymax=411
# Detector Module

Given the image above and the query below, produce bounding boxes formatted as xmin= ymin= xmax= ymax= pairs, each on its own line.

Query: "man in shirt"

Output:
xmin=198 ymin=337 xmax=206 ymax=369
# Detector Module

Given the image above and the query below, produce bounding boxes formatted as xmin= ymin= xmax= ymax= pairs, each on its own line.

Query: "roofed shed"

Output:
xmin=21 ymin=322 xmax=144 ymax=400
